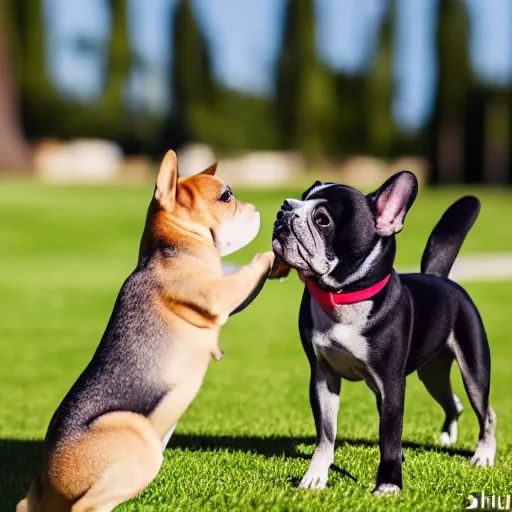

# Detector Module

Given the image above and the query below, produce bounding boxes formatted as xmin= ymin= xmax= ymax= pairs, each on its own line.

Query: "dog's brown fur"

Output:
xmin=17 ymin=151 xmax=274 ymax=512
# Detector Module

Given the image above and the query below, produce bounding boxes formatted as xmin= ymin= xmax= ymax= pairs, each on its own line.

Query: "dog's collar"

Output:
xmin=306 ymin=274 xmax=391 ymax=311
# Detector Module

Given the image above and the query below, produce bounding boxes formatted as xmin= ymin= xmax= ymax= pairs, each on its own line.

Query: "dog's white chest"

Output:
xmin=310 ymin=299 xmax=372 ymax=380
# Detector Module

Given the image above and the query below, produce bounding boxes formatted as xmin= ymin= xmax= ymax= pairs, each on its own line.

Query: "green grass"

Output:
xmin=0 ymin=181 xmax=511 ymax=511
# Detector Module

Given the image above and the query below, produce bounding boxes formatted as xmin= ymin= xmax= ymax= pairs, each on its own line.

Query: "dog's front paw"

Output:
xmin=298 ymin=464 xmax=329 ymax=490
xmin=470 ymin=443 xmax=496 ymax=467
xmin=252 ymin=251 xmax=276 ymax=273
xmin=373 ymin=483 xmax=401 ymax=497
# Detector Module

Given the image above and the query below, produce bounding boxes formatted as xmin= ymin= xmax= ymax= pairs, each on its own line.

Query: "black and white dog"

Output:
xmin=271 ymin=171 xmax=496 ymax=495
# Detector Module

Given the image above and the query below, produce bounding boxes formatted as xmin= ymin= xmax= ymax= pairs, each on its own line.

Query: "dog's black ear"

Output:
xmin=367 ymin=171 xmax=418 ymax=236
xmin=301 ymin=181 xmax=323 ymax=200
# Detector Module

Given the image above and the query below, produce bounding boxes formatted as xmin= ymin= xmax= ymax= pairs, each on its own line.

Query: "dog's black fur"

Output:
xmin=272 ymin=172 xmax=496 ymax=495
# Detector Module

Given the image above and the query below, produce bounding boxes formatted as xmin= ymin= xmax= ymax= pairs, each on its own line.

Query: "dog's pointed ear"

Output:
xmin=155 ymin=150 xmax=178 ymax=210
xmin=367 ymin=171 xmax=418 ymax=236
xmin=200 ymin=162 xmax=218 ymax=176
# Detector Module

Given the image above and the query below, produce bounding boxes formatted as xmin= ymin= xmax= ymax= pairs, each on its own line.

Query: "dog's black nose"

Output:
xmin=282 ymin=199 xmax=293 ymax=211
xmin=276 ymin=210 xmax=285 ymax=221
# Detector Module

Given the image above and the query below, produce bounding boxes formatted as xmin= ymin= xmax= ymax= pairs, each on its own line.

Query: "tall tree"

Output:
xmin=426 ymin=0 xmax=473 ymax=183
xmin=0 ymin=0 xmax=30 ymax=170
xmin=101 ymin=0 xmax=132 ymax=137
xmin=12 ymin=0 xmax=56 ymax=138
xmin=276 ymin=0 xmax=337 ymax=163
xmin=170 ymin=0 xmax=216 ymax=146
xmin=366 ymin=0 xmax=396 ymax=158
xmin=332 ymin=71 xmax=368 ymax=157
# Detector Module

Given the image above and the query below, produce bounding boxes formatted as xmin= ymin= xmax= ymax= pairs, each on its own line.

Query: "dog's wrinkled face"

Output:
xmin=148 ymin=150 xmax=260 ymax=257
xmin=272 ymin=172 xmax=418 ymax=290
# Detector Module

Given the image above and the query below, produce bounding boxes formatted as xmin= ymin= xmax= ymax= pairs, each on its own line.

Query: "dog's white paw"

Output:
xmin=439 ymin=395 xmax=463 ymax=447
xmin=299 ymin=463 xmax=329 ymax=490
xmin=439 ymin=420 xmax=458 ymax=447
xmin=470 ymin=442 xmax=496 ymax=467
xmin=373 ymin=483 xmax=401 ymax=497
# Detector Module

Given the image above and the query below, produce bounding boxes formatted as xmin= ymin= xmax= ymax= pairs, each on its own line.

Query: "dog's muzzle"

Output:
xmin=273 ymin=199 xmax=301 ymax=239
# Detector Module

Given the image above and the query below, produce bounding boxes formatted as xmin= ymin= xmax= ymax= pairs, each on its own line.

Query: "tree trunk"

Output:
xmin=0 ymin=2 xmax=31 ymax=172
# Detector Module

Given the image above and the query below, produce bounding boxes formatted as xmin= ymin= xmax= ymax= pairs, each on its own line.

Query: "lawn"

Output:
xmin=0 ymin=180 xmax=511 ymax=511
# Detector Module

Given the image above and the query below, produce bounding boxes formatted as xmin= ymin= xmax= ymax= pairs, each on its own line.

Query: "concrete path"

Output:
xmin=223 ymin=253 xmax=512 ymax=282
xmin=399 ymin=253 xmax=512 ymax=282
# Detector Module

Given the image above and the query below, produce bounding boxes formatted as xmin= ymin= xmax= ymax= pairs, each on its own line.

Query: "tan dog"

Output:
xmin=17 ymin=150 xmax=275 ymax=512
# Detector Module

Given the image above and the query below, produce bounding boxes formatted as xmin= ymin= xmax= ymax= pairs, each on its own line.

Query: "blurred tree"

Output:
xmin=0 ymin=0 xmax=31 ymax=170
xmin=11 ymin=0 xmax=60 ymax=138
xmin=463 ymin=85 xmax=486 ymax=183
xmin=426 ymin=0 xmax=472 ymax=183
xmin=200 ymin=90 xmax=279 ymax=153
xmin=168 ymin=0 xmax=216 ymax=147
xmin=473 ymin=84 xmax=511 ymax=184
xmin=101 ymin=0 xmax=133 ymax=140
xmin=276 ymin=0 xmax=337 ymax=163
xmin=366 ymin=0 xmax=397 ymax=158
xmin=332 ymin=71 xmax=368 ymax=157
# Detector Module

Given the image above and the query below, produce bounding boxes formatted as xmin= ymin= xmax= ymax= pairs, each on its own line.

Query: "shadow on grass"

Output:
xmin=0 ymin=438 xmax=42 ymax=510
xmin=0 ymin=435 xmax=474 ymax=509
xmin=166 ymin=433 xmax=474 ymax=460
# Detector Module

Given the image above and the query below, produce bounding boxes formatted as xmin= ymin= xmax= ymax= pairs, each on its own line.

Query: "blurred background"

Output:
xmin=1 ymin=0 xmax=512 ymax=186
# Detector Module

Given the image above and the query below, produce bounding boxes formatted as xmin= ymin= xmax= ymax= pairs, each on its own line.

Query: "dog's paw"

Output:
xmin=298 ymin=465 xmax=329 ymax=490
xmin=253 ymin=251 xmax=275 ymax=271
xmin=373 ymin=483 xmax=401 ymax=497
xmin=439 ymin=421 xmax=458 ymax=447
xmin=470 ymin=443 xmax=496 ymax=467
xmin=439 ymin=432 xmax=453 ymax=447
xmin=439 ymin=395 xmax=463 ymax=447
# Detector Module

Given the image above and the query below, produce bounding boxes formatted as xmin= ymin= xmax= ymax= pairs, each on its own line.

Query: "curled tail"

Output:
xmin=421 ymin=196 xmax=480 ymax=278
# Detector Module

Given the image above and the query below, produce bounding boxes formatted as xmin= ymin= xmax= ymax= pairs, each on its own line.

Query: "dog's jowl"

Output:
xmin=271 ymin=172 xmax=496 ymax=495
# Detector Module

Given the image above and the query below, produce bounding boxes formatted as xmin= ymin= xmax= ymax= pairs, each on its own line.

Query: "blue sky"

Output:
xmin=44 ymin=0 xmax=512 ymax=132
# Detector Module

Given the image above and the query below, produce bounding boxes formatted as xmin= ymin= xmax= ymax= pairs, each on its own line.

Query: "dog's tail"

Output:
xmin=420 ymin=196 xmax=480 ymax=278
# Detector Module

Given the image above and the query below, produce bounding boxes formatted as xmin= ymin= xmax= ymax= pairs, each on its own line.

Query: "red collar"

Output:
xmin=306 ymin=274 xmax=391 ymax=311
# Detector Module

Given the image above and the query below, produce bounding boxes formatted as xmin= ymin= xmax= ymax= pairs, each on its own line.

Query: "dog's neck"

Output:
xmin=305 ymin=274 xmax=391 ymax=313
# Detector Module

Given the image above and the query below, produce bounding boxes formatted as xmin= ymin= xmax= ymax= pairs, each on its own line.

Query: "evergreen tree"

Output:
xmin=276 ymin=0 xmax=337 ymax=163
xmin=170 ymin=0 xmax=215 ymax=146
xmin=0 ymin=0 xmax=30 ymax=170
xmin=333 ymin=71 xmax=368 ymax=157
xmin=101 ymin=0 xmax=132 ymax=137
xmin=427 ymin=0 xmax=473 ymax=183
xmin=11 ymin=0 xmax=57 ymax=138
xmin=366 ymin=0 xmax=396 ymax=158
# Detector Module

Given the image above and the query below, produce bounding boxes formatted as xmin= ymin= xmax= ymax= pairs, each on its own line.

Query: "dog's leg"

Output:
xmin=373 ymin=378 xmax=405 ymax=496
xmin=178 ymin=252 xmax=274 ymax=325
xmin=46 ymin=412 xmax=163 ymax=512
xmin=449 ymin=325 xmax=496 ymax=466
xmin=299 ymin=361 xmax=341 ymax=490
xmin=417 ymin=347 xmax=463 ymax=446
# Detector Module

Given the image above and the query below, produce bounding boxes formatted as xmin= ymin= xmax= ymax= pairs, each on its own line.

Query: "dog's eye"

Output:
xmin=314 ymin=212 xmax=331 ymax=227
xmin=219 ymin=187 xmax=233 ymax=202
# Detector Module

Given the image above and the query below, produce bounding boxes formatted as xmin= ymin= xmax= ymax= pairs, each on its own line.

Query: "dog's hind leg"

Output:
xmin=45 ymin=412 xmax=163 ymax=512
xmin=417 ymin=347 xmax=463 ymax=446
xmin=449 ymin=317 xmax=497 ymax=466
